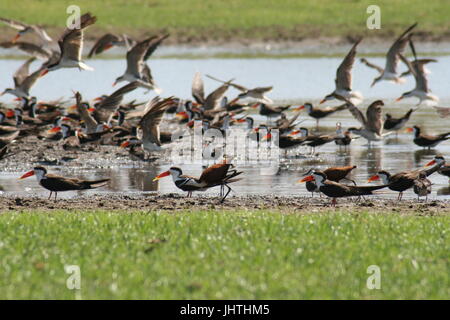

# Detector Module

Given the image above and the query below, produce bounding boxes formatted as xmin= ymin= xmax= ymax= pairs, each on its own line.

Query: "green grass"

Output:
xmin=0 ymin=209 xmax=448 ymax=299
xmin=0 ymin=0 xmax=449 ymax=41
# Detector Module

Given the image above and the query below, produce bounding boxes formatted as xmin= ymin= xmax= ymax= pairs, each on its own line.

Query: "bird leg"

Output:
xmin=331 ymin=198 xmax=337 ymax=207
xmin=48 ymin=192 xmax=53 ymax=200
xmin=54 ymin=192 xmax=57 ymax=201
xmin=220 ymin=185 xmax=232 ymax=203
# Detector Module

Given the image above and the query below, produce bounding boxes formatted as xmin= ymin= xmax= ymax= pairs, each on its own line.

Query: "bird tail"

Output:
xmin=355 ymin=184 xmax=389 ymax=195
xmin=79 ymin=62 xmax=94 ymax=71
xmin=223 ymin=170 xmax=243 ymax=184
xmin=85 ymin=179 xmax=110 ymax=189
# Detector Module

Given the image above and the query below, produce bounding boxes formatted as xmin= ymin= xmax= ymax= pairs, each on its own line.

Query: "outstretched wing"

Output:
xmin=346 ymin=102 xmax=367 ymax=127
xmin=125 ymin=36 xmax=156 ymax=76
xmin=0 ymin=17 xmax=28 ymax=31
xmin=336 ymin=39 xmax=362 ymax=91
xmin=88 ymin=33 xmax=120 ymax=58
xmin=385 ymin=23 xmax=417 ymax=74
xmin=58 ymin=13 xmax=97 ymax=62
xmin=0 ymin=41 xmax=52 ymax=60
xmin=13 ymin=57 xmax=35 ymax=86
xmin=139 ymin=96 xmax=176 ymax=145
xmin=94 ymin=81 xmax=139 ymax=123
xmin=366 ymin=100 xmax=384 ymax=135
xmin=144 ymin=33 xmax=169 ymax=61
xmin=204 ymin=84 xmax=229 ymax=111
xmin=360 ymin=58 xmax=383 ymax=73
xmin=192 ymin=72 xmax=205 ymax=104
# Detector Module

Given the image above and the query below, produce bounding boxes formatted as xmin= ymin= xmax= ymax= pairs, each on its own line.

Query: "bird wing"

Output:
xmin=206 ymin=74 xmax=247 ymax=91
xmin=204 ymin=84 xmax=229 ymax=111
xmin=88 ymin=33 xmax=119 ymax=58
xmin=385 ymin=23 xmax=417 ymax=74
xmin=20 ymin=65 xmax=45 ymax=93
xmin=0 ymin=41 xmax=51 ymax=60
xmin=199 ymin=163 xmax=232 ymax=184
xmin=43 ymin=174 xmax=86 ymax=191
xmin=31 ymin=25 xmax=53 ymax=42
xmin=141 ymin=63 xmax=156 ymax=86
xmin=125 ymin=36 xmax=156 ymax=76
xmin=144 ymin=33 xmax=169 ymax=60
xmin=335 ymin=39 xmax=361 ymax=91
xmin=74 ymin=91 xmax=98 ymax=132
xmin=366 ymin=101 xmax=384 ymax=135
xmin=360 ymin=58 xmax=383 ymax=73
xmin=94 ymin=81 xmax=139 ymax=123
xmin=0 ymin=17 xmax=28 ymax=31
xmin=192 ymin=72 xmax=205 ymax=104
xmin=251 ymin=86 xmax=273 ymax=94
xmin=139 ymin=96 xmax=175 ymax=145
xmin=13 ymin=57 xmax=35 ymax=86
xmin=58 ymin=13 xmax=96 ymax=62
xmin=346 ymin=102 xmax=367 ymax=127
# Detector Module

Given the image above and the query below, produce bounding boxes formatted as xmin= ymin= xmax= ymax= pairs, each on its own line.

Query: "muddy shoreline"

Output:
xmin=0 ymin=193 xmax=449 ymax=214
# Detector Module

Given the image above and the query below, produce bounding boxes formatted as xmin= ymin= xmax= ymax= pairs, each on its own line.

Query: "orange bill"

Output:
xmin=425 ymin=159 xmax=436 ymax=167
xmin=120 ymin=141 xmax=130 ymax=148
xmin=298 ymin=175 xmax=314 ymax=183
xmin=19 ymin=170 xmax=34 ymax=179
xmin=367 ymin=175 xmax=380 ymax=182
xmin=153 ymin=171 xmax=170 ymax=181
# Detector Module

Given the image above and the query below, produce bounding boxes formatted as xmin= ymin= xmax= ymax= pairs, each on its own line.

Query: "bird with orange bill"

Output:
xmin=367 ymin=157 xmax=443 ymax=200
xmin=320 ymin=39 xmax=363 ymax=105
xmin=298 ymin=170 xmax=387 ymax=206
xmin=293 ymin=102 xmax=347 ymax=129
xmin=405 ymin=125 xmax=450 ymax=149
xmin=39 ymin=13 xmax=96 ymax=75
xmin=0 ymin=17 xmax=52 ymax=45
xmin=424 ymin=155 xmax=450 ymax=181
xmin=153 ymin=161 xmax=243 ymax=202
xmin=300 ymin=165 xmax=357 ymax=197
xmin=1 ymin=57 xmax=47 ymax=100
xmin=19 ymin=166 xmax=109 ymax=200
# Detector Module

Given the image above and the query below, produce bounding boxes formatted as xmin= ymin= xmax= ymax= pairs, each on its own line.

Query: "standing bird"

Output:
xmin=153 ymin=162 xmax=243 ymax=202
xmin=334 ymin=122 xmax=356 ymax=150
xmin=300 ymin=166 xmax=357 ymax=197
xmin=406 ymin=125 xmax=450 ymax=149
xmin=0 ymin=17 xmax=53 ymax=45
xmin=383 ymin=109 xmax=414 ymax=134
xmin=295 ymin=102 xmax=347 ymax=129
xmin=321 ymin=39 xmax=363 ymax=105
xmin=425 ymin=155 xmax=450 ymax=182
xmin=40 ymin=13 xmax=96 ymax=74
xmin=413 ymin=172 xmax=432 ymax=201
xmin=360 ymin=23 xmax=417 ymax=86
xmin=368 ymin=159 xmax=442 ymax=200
xmin=346 ymin=100 xmax=391 ymax=146
xmin=299 ymin=171 xmax=387 ymax=206
xmin=19 ymin=166 xmax=109 ymax=200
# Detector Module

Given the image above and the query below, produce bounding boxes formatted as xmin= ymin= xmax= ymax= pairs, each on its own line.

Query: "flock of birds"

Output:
xmin=0 ymin=13 xmax=450 ymax=205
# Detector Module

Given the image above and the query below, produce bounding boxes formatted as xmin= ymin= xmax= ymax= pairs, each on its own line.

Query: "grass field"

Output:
xmin=0 ymin=209 xmax=448 ymax=299
xmin=0 ymin=0 xmax=450 ymax=42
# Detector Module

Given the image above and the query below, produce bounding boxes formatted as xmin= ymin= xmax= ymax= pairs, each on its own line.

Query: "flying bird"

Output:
xmin=321 ymin=39 xmax=363 ymax=105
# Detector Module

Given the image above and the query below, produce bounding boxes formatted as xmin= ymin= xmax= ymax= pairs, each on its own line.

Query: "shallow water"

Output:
xmin=1 ymin=57 xmax=450 ymax=200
